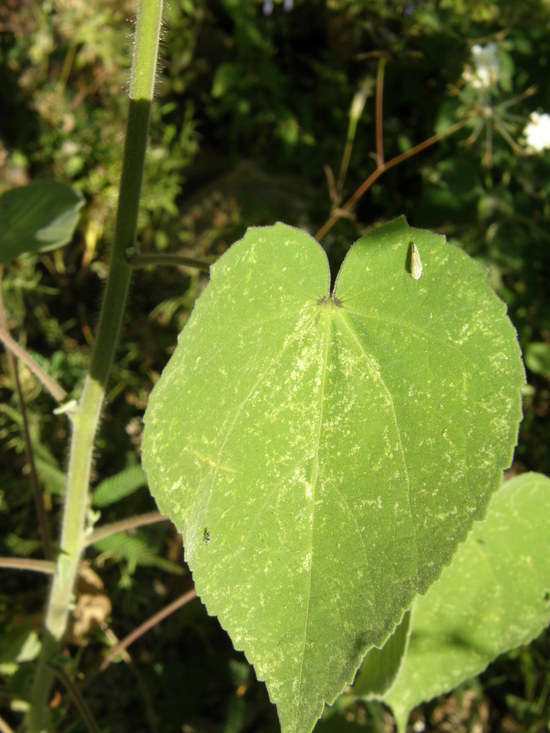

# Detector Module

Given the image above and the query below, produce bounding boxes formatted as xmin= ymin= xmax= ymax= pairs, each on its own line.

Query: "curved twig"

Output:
xmin=0 ymin=557 xmax=56 ymax=574
xmin=48 ymin=663 xmax=101 ymax=733
xmin=375 ymin=56 xmax=386 ymax=167
xmin=0 ymin=326 xmax=68 ymax=404
xmin=316 ymin=117 xmax=469 ymax=242
xmin=129 ymin=252 xmax=211 ymax=272
xmin=84 ymin=512 xmax=170 ymax=547
xmin=100 ymin=589 xmax=196 ymax=671
xmin=0 ymin=277 xmax=54 ymax=559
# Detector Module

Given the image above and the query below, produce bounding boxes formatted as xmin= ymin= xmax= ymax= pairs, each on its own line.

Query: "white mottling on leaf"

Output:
xmin=142 ymin=220 xmax=524 ymax=733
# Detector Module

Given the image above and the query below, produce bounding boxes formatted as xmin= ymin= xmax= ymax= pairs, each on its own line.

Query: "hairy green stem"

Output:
xmin=27 ymin=2 xmax=164 ymax=730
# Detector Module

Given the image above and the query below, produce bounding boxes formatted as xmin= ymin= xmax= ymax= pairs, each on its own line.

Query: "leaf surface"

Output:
xmin=0 ymin=181 xmax=83 ymax=263
xmin=380 ymin=472 xmax=550 ymax=732
xmin=142 ymin=219 xmax=524 ymax=733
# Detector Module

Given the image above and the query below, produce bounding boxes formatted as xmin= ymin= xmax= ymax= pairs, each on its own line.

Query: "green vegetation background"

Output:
xmin=0 ymin=0 xmax=549 ymax=731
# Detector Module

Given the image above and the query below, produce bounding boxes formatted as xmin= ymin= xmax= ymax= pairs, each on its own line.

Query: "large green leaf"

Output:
xmin=142 ymin=218 xmax=524 ymax=733
xmin=0 ymin=180 xmax=83 ymax=264
xmin=377 ymin=471 xmax=550 ymax=732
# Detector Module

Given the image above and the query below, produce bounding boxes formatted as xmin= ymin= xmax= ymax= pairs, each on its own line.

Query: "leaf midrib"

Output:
xmin=334 ymin=307 xmax=419 ymax=584
xmin=293 ymin=302 xmax=331 ymax=729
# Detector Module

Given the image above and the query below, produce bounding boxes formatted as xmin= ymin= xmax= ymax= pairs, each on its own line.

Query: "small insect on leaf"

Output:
xmin=409 ymin=241 xmax=423 ymax=280
xmin=203 ymin=527 xmax=210 ymax=545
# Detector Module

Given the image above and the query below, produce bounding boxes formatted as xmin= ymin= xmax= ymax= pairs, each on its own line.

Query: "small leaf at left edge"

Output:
xmin=0 ymin=181 xmax=83 ymax=263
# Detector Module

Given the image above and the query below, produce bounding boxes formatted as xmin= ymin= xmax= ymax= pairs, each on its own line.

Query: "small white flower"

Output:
xmin=524 ymin=112 xmax=550 ymax=152
xmin=464 ymin=42 xmax=500 ymax=90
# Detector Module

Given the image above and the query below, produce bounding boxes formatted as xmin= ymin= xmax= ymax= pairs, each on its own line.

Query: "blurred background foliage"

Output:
xmin=0 ymin=0 xmax=549 ymax=731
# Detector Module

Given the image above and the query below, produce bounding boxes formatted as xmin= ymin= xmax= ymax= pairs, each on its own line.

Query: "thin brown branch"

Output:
xmin=48 ymin=663 xmax=102 ymax=733
xmin=375 ymin=56 xmax=386 ymax=167
xmin=93 ymin=628 xmax=159 ymax=733
xmin=323 ymin=164 xmax=338 ymax=207
xmin=129 ymin=252 xmax=211 ymax=272
xmin=84 ymin=512 xmax=170 ymax=547
xmin=315 ymin=117 xmax=469 ymax=242
xmin=19 ymin=365 xmax=53 ymax=560
xmin=0 ymin=275 xmax=54 ymax=559
xmin=0 ymin=557 xmax=56 ymax=574
xmin=100 ymin=589 xmax=196 ymax=671
xmin=13 ymin=364 xmax=54 ymax=560
xmin=0 ymin=325 xmax=68 ymax=404
xmin=345 ymin=117 xmax=469 ymax=209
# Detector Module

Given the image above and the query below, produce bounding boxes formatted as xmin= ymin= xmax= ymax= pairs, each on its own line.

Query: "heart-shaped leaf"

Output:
xmin=0 ymin=180 xmax=83 ymax=264
xmin=142 ymin=218 xmax=524 ymax=733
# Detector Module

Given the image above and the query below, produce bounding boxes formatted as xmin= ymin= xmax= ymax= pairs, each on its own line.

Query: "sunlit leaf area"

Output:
xmin=1 ymin=1 xmax=549 ymax=732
